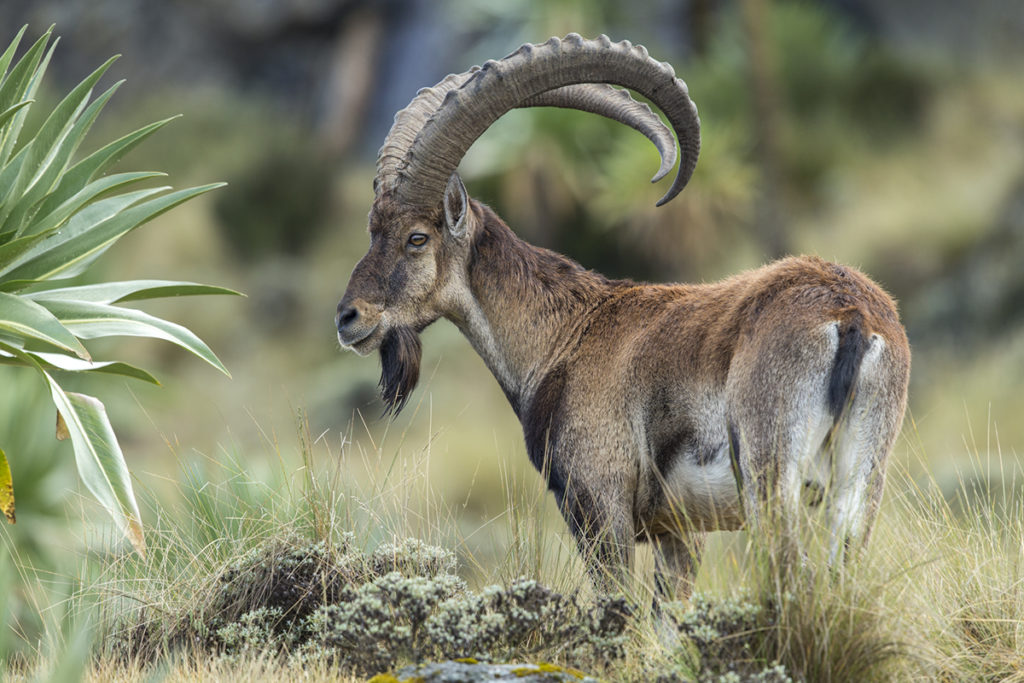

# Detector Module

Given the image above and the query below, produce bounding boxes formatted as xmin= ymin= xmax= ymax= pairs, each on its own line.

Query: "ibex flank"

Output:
xmin=336 ymin=34 xmax=910 ymax=598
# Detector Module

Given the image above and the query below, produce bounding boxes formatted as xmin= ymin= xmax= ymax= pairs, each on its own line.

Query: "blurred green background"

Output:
xmin=0 ymin=0 xmax=1022 ymax=577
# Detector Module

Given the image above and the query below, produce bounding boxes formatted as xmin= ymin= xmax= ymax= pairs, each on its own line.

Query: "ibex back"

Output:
xmin=336 ymin=34 xmax=910 ymax=597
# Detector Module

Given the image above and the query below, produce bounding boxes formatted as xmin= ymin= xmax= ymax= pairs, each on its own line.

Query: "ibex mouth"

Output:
xmin=338 ymin=324 xmax=380 ymax=355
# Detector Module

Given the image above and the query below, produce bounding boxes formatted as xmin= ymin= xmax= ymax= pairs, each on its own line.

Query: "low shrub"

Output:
xmin=111 ymin=532 xmax=631 ymax=677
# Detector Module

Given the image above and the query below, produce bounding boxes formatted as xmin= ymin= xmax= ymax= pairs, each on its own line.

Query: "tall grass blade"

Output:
xmin=37 ymin=615 xmax=93 ymax=683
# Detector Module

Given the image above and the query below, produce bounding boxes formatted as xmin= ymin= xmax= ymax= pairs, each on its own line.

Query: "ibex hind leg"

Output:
xmin=732 ymin=408 xmax=832 ymax=570
xmin=825 ymin=336 xmax=901 ymax=566
xmin=727 ymin=328 xmax=837 ymax=568
xmin=652 ymin=531 xmax=706 ymax=602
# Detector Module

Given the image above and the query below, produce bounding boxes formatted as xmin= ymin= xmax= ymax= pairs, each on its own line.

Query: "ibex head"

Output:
xmin=336 ymin=34 xmax=701 ymax=413
xmin=335 ymin=174 xmax=476 ymax=414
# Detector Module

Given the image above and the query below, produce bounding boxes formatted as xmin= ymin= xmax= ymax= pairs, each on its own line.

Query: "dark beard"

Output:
xmin=378 ymin=326 xmax=422 ymax=416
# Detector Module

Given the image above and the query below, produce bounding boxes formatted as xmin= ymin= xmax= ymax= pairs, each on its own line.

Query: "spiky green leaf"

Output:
xmin=2 ymin=76 xmax=123 ymax=237
xmin=45 ymin=378 xmax=145 ymax=555
xmin=0 ymin=186 xmax=166 ymax=287
xmin=0 ymin=100 xmax=31 ymax=131
xmin=0 ymin=230 xmax=51 ymax=268
xmin=38 ymin=298 xmax=229 ymax=376
xmin=0 ymin=186 xmax=165 ymax=284
xmin=0 ymin=184 xmax=223 ymax=289
xmin=0 ymin=27 xmax=233 ymax=559
xmin=32 ymin=118 xmax=177 ymax=221
xmin=0 ymin=347 xmax=159 ymax=384
xmin=0 ymin=56 xmax=118 ymax=230
xmin=0 ymin=26 xmax=28 ymax=86
xmin=28 ymin=279 xmax=242 ymax=305
xmin=0 ymin=145 xmax=31 ymax=226
xmin=0 ymin=28 xmax=54 ymax=166
xmin=0 ymin=291 xmax=89 ymax=359
xmin=19 ymin=171 xmax=166 ymax=240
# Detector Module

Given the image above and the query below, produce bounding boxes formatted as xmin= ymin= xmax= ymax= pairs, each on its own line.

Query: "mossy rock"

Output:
xmin=387 ymin=659 xmax=600 ymax=682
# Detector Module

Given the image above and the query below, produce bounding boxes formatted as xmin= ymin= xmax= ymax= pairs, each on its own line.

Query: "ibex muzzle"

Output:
xmin=336 ymin=34 xmax=910 ymax=597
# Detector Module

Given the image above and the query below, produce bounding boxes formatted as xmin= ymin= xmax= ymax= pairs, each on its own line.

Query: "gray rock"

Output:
xmin=390 ymin=659 xmax=600 ymax=683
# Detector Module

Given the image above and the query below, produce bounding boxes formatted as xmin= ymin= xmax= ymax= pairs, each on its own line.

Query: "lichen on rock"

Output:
xmin=392 ymin=659 xmax=600 ymax=682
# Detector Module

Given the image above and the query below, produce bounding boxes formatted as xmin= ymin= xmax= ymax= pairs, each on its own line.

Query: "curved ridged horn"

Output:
xmin=378 ymin=33 xmax=700 ymax=211
xmin=521 ymin=84 xmax=676 ymax=183
xmin=376 ymin=71 xmax=475 ymax=197
xmin=375 ymin=74 xmax=678 ymax=195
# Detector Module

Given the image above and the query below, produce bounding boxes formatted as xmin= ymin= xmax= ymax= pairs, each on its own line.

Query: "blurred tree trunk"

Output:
xmin=741 ymin=0 xmax=790 ymax=259
xmin=319 ymin=8 xmax=384 ymax=158
xmin=688 ymin=0 xmax=714 ymax=57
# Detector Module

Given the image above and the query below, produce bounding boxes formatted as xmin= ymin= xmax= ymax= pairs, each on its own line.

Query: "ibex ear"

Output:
xmin=443 ymin=173 xmax=469 ymax=239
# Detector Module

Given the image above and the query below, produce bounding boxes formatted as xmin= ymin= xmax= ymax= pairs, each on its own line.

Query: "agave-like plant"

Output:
xmin=0 ymin=26 xmax=237 ymax=554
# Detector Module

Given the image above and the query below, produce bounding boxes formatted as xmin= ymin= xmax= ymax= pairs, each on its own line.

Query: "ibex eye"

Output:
xmin=408 ymin=233 xmax=428 ymax=247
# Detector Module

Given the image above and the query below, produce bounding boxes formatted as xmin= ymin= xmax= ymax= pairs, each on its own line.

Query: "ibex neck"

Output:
xmin=448 ymin=203 xmax=616 ymax=415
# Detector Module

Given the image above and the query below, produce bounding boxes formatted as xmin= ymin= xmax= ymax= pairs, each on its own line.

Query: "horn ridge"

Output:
xmin=384 ymin=34 xmax=699 ymax=210
xmin=376 ymin=79 xmax=680 ymax=197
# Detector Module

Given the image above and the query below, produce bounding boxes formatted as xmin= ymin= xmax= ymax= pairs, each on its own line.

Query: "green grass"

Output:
xmin=3 ymin=413 xmax=1022 ymax=683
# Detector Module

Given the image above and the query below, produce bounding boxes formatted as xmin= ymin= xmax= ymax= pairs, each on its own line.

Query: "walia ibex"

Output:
xmin=336 ymin=34 xmax=910 ymax=597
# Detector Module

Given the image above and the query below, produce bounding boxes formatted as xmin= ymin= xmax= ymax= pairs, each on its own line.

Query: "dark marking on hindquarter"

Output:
xmin=727 ymin=423 xmax=743 ymax=497
xmin=654 ymin=425 xmax=723 ymax=469
xmin=697 ymin=441 xmax=728 ymax=466
xmin=828 ymin=311 xmax=870 ymax=418
xmin=560 ymin=480 xmax=610 ymax=554
xmin=653 ymin=427 xmax=696 ymax=471
xmin=639 ymin=427 xmax=691 ymax=527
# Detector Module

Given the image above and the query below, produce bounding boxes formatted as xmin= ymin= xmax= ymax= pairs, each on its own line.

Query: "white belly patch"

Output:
xmin=657 ymin=453 xmax=744 ymax=531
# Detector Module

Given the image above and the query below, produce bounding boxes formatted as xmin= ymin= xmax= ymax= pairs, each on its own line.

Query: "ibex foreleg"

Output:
xmin=559 ymin=482 xmax=636 ymax=593
xmin=548 ymin=444 xmax=638 ymax=593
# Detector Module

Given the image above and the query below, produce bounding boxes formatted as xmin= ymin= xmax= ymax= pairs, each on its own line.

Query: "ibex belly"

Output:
xmin=652 ymin=447 xmax=745 ymax=532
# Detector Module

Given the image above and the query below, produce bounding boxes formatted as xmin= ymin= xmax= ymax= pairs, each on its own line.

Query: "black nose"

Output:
xmin=336 ymin=304 xmax=359 ymax=332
